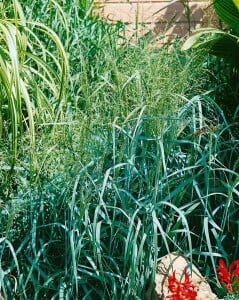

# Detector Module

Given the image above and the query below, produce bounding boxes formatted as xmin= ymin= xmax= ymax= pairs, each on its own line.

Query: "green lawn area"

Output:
xmin=0 ymin=0 xmax=239 ymax=299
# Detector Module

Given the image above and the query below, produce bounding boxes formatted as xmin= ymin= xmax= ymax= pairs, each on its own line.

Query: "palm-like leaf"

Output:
xmin=233 ymin=0 xmax=239 ymax=10
xmin=182 ymin=0 xmax=239 ymax=69
xmin=214 ymin=0 xmax=239 ymax=32
xmin=182 ymin=28 xmax=239 ymax=68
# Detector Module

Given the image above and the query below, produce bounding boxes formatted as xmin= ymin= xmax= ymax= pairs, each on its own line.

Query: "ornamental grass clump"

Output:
xmin=0 ymin=0 xmax=68 ymax=167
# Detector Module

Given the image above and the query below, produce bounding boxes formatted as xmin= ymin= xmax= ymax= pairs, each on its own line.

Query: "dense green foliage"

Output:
xmin=0 ymin=0 xmax=239 ymax=299
xmin=182 ymin=0 xmax=239 ymax=68
xmin=183 ymin=0 xmax=239 ymax=122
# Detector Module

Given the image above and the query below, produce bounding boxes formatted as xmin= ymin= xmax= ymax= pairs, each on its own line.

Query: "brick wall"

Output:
xmin=95 ymin=0 xmax=216 ymax=40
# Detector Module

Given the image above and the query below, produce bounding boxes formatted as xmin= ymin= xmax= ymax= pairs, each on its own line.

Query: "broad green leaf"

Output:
xmin=233 ymin=0 xmax=239 ymax=10
xmin=182 ymin=28 xmax=225 ymax=50
xmin=214 ymin=0 xmax=239 ymax=32
xmin=183 ymin=29 xmax=239 ymax=68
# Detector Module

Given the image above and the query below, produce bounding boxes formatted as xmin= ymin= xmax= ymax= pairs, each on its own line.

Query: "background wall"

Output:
xmin=95 ymin=0 xmax=217 ymax=41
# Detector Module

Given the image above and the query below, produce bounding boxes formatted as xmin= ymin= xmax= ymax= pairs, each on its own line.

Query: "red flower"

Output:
xmin=217 ymin=258 xmax=239 ymax=293
xmin=167 ymin=270 xmax=198 ymax=300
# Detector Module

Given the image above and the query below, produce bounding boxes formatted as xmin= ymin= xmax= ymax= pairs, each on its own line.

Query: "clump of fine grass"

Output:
xmin=9 ymin=0 xmax=211 ymax=181
xmin=32 ymin=39 xmax=211 ymax=179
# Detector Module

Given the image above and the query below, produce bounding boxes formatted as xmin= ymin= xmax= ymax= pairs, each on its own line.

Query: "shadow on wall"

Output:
xmin=95 ymin=0 xmax=219 ymax=42
xmin=153 ymin=1 xmax=218 ymax=41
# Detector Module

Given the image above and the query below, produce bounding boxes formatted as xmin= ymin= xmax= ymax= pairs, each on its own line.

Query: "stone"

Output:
xmin=152 ymin=252 xmax=218 ymax=300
